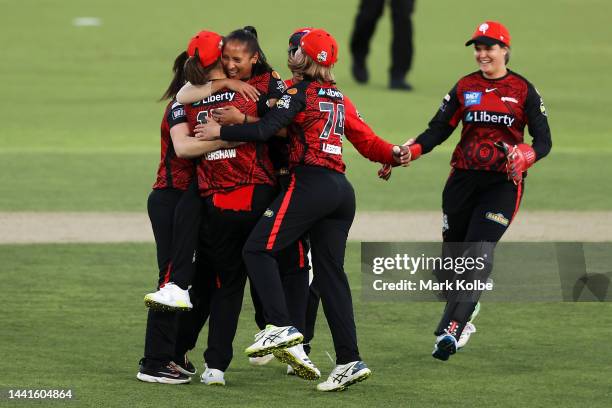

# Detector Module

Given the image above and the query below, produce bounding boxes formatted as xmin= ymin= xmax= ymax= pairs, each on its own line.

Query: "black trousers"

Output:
xmin=303 ymin=278 xmax=321 ymax=355
xmin=143 ymin=185 xmax=201 ymax=365
xmin=243 ymin=166 xmax=360 ymax=364
xmin=434 ymin=169 xmax=524 ymax=338
xmin=200 ymin=184 xmax=277 ymax=371
xmin=173 ymin=197 xmax=310 ymax=368
xmin=350 ymin=0 xmax=415 ymax=79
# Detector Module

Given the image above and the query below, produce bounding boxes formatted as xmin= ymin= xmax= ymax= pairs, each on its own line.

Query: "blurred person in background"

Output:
xmin=350 ymin=0 xmax=415 ymax=90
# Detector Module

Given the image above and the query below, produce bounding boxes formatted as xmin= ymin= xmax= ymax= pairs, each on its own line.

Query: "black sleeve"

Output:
xmin=221 ymin=86 xmax=306 ymax=142
xmin=256 ymin=71 xmax=287 ymax=117
xmin=524 ymin=83 xmax=552 ymax=161
xmin=415 ymin=84 xmax=461 ymax=154
xmin=167 ymin=101 xmax=187 ymax=128
xmin=267 ymin=70 xmax=287 ymax=100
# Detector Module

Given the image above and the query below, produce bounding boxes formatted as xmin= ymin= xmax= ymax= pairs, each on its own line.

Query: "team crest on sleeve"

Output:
xmin=440 ymin=94 xmax=451 ymax=112
xmin=276 ymin=95 xmax=292 ymax=109
xmin=287 ymin=88 xmax=298 ymax=95
xmin=464 ymin=91 xmax=482 ymax=107
xmin=172 ymin=107 xmax=185 ymax=119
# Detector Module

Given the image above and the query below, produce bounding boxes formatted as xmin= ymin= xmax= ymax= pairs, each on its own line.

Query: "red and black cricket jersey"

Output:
xmin=220 ymin=80 xmax=396 ymax=173
xmin=180 ymin=89 xmax=276 ymax=197
xmin=152 ymin=100 xmax=196 ymax=190
xmin=416 ymin=70 xmax=552 ymax=172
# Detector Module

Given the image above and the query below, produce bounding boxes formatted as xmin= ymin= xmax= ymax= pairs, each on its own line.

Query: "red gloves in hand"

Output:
xmin=501 ymin=143 xmax=536 ymax=184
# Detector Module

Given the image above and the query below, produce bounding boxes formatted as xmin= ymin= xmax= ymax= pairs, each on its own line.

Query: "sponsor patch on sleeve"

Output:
xmin=287 ymin=88 xmax=298 ymax=95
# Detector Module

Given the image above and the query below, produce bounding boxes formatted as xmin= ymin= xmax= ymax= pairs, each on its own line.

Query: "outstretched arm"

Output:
xmin=344 ymin=97 xmax=411 ymax=166
xmin=176 ymin=79 xmax=261 ymax=104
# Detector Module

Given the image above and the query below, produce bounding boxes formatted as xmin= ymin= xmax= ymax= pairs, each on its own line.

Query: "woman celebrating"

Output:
xmin=196 ymin=28 xmax=411 ymax=391
xmin=137 ymin=45 xmax=238 ymax=384
xmin=400 ymin=21 xmax=551 ymax=360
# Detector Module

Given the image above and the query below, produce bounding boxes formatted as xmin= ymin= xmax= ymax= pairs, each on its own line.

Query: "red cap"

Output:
xmin=299 ymin=28 xmax=338 ymax=66
xmin=187 ymin=30 xmax=223 ymax=67
xmin=288 ymin=27 xmax=313 ymax=54
xmin=465 ymin=21 xmax=511 ymax=47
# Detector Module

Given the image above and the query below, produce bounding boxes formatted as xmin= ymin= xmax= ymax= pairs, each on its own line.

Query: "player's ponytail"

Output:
xmin=183 ymin=49 xmax=221 ymax=86
xmin=224 ymin=26 xmax=273 ymax=77
xmin=160 ymin=51 xmax=189 ymax=100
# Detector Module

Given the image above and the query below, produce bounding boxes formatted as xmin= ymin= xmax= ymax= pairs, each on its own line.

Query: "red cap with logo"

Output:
xmin=299 ymin=28 xmax=338 ymax=66
xmin=465 ymin=21 xmax=511 ymax=47
xmin=288 ymin=27 xmax=313 ymax=54
xmin=187 ymin=30 xmax=223 ymax=67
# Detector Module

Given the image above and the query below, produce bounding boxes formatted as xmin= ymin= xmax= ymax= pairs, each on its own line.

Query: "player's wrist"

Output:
xmin=409 ymin=143 xmax=422 ymax=160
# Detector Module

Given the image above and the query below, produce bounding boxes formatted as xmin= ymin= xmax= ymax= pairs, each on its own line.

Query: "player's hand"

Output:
xmin=211 ymin=106 xmax=244 ymax=125
xmin=194 ymin=118 xmax=221 ymax=141
xmin=495 ymin=142 xmax=536 ymax=185
xmin=391 ymin=138 xmax=417 ymax=167
xmin=392 ymin=145 xmax=411 ymax=165
xmin=223 ymin=79 xmax=260 ymax=102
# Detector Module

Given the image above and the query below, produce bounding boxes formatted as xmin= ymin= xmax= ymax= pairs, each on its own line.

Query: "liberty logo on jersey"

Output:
xmin=317 ymin=88 xmax=344 ymax=100
xmin=464 ymin=91 xmax=482 ymax=107
xmin=464 ymin=111 xmax=515 ymax=127
xmin=193 ymin=91 xmax=236 ymax=106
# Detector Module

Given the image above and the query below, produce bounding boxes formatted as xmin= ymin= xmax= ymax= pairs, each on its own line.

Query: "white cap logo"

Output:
xmin=479 ymin=23 xmax=489 ymax=34
xmin=317 ymin=50 xmax=328 ymax=62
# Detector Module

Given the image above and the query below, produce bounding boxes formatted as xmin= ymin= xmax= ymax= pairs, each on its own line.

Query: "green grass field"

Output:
xmin=1 ymin=243 xmax=611 ymax=407
xmin=1 ymin=0 xmax=612 ymax=211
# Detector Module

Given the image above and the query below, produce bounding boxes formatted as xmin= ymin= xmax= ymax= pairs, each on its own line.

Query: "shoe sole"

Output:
xmin=432 ymin=336 xmax=457 ymax=361
xmin=318 ymin=369 xmax=372 ymax=392
xmin=144 ymin=296 xmax=192 ymax=312
xmin=201 ymin=380 xmax=225 ymax=386
xmin=272 ymin=349 xmax=320 ymax=380
xmin=248 ymin=355 xmax=275 ymax=366
xmin=136 ymin=372 xmax=191 ymax=384
xmin=245 ymin=334 xmax=303 ymax=358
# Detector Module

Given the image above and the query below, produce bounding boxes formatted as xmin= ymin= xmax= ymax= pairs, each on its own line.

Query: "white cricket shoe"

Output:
xmin=144 ymin=282 xmax=192 ymax=311
xmin=316 ymin=361 xmax=371 ymax=392
xmin=273 ymin=344 xmax=320 ymax=380
xmin=244 ymin=325 xmax=303 ymax=357
xmin=457 ymin=322 xmax=477 ymax=349
xmin=201 ymin=365 xmax=225 ymax=386
xmin=248 ymin=354 xmax=275 ymax=366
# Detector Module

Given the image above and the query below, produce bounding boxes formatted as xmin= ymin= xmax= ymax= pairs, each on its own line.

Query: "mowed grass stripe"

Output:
xmin=0 ymin=243 xmax=611 ymax=407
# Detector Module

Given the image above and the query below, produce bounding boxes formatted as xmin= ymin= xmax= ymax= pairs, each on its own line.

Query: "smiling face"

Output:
xmin=474 ymin=43 xmax=508 ymax=79
xmin=222 ymin=40 xmax=259 ymax=80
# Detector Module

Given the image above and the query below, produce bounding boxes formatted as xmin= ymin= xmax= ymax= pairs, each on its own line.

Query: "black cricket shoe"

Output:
xmin=173 ymin=354 xmax=197 ymax=376
xmin=432 ymin=334 xmax=458 ymax=361
xmin=136 ymin=359 xmax=191 ymax=384
xmin=389 ymin=78 xmax=413 ymax=91
xmin=352 ymin=60 xmax=369 ymax=84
